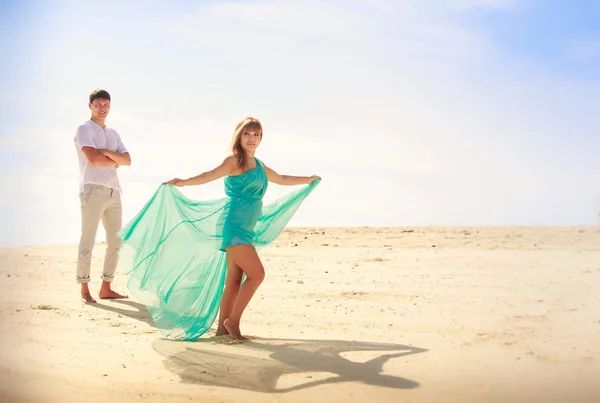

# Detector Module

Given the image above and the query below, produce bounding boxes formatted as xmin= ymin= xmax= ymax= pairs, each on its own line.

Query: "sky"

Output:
xmin=1 ymin=0 xmax=599 ymax=247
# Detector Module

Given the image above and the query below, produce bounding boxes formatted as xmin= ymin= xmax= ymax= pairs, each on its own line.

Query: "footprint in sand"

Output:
xmin=31 ymin=304 xmax=58 ymax=311
xmin=363 ymin=257 xmax=390 ymax=262
xmin=213 ymin=335 xmax=257 ymax=345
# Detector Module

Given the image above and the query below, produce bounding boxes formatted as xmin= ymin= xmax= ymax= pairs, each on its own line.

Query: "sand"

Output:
xmin=1 ymin=226 xmax=599 ymax=403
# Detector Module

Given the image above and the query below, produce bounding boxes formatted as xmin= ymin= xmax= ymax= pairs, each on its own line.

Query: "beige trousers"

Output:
xmin=76 ymin=184 xmax=123 ymax=284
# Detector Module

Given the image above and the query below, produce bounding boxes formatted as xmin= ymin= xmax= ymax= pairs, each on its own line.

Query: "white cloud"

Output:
xmin=2 ymin=0 xmax=599 ymax=247
xmin=447 ymin=0 xmax=517 ymax=10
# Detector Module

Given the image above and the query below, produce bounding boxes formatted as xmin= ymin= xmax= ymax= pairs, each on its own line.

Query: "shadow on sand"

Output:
xmin=88 ymin=299 xmax=156 ymax=328
xmin=87 ymin=300 xmax=428 ymax=393
xmin=152 ymin=337 xmax=428 ymax=393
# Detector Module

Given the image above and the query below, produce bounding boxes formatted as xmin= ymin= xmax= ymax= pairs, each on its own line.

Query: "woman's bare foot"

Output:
xmin=82 ymin=293 xmax=97 ymax=303
xmin=215 ymin=325 xmax=229 ymax=336
xmin=223 ymin=318 xmax=246 ymax=340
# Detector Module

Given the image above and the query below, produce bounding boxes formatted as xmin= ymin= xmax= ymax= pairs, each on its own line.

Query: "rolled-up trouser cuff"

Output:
xmin=76 ymin=275 xmax=91 ymax=284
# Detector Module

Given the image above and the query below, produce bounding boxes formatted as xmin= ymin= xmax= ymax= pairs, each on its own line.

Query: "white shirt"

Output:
xmin=74 ymin=119 xmax=128 ymax=194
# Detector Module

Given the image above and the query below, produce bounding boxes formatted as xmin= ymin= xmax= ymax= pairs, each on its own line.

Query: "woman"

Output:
xmin=118 ymin=117 xmax=320 ymax=341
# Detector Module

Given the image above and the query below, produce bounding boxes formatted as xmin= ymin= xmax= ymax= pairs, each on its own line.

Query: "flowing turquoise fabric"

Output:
xmin=117 ymin=158 xmax=320 ymax=341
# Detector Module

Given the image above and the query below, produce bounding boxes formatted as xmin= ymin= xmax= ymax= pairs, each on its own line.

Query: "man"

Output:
xmin=74 ymin=89 xmax=131 ymax=303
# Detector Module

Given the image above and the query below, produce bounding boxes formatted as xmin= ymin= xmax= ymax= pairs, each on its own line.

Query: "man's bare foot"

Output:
xmin=82 ymin=293 xmax=97 ymax=303
xmin=98 ymin=289 xmax=128 ymax=299
xmin=81 ymin=284 xmax=96 ymax=303
xmin=223 ymin=318 xmax=246 ymax=340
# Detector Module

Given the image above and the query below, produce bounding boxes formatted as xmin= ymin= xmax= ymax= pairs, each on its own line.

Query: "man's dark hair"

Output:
xmin=89 ymin=89 xmax=111 ymax=103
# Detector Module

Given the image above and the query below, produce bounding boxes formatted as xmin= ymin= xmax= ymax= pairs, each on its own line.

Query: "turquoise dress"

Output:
xmin=220 ymin=157 xmax=268 ymax=251
xmin=117 ymin=157 xmax=320 ymax=341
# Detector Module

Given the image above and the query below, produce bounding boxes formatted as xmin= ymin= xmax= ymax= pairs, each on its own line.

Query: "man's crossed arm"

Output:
xmin=81 ymin=146 xmax=131 ymax=168
xmin=98 ymin=149 xmax=131 ymax=166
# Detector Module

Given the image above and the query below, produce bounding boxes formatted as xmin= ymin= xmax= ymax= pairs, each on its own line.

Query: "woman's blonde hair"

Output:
xmin=231 ymin=116 xmax=263 ymax=169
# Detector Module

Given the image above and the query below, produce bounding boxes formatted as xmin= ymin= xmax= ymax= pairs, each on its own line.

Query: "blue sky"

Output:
xmin=1 ymin=0 xmax=599 ymax=247
xmin=466 ymin=0 xmax=600 ymax=78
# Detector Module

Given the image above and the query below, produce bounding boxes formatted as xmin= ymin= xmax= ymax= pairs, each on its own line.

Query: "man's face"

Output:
xmin=89 ymin=98 xmax=110 ymax=120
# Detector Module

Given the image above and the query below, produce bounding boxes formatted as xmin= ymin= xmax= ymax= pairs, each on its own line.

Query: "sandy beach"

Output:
xmin=1 ymin=226 xmax=599 ymax=403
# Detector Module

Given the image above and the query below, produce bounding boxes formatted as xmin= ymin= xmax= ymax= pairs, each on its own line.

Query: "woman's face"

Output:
xmin=240 ymin=128 xmax=262 ymax=152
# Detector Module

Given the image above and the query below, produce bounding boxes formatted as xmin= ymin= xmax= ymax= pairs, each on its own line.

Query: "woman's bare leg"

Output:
xmin=216 ymin=253 xmax=243 ymax=336
xmin=223 ymin=244 xmax=265 ymax=340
